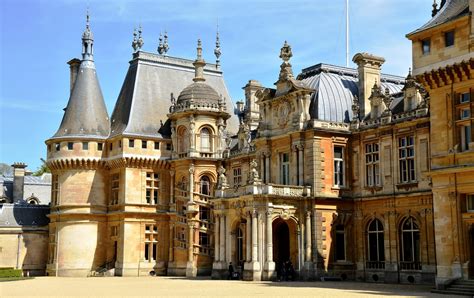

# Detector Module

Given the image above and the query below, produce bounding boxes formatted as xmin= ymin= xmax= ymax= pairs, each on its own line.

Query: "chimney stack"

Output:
xmin=67 ymin=58 xmax=81 ymax=95
xmin=11 ymin=162 xmax=27 ymax=203
xmin=352 ymin=52 xmax=385 ymax=119
xmin=243 ymin=80 xmax=263 ymax=130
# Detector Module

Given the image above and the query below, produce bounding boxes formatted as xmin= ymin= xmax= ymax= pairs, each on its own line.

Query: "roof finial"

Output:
xmin=193 ymin=39 xmax=206 ymax=82
xmin=214 ymin=20 xmax=221 ymax=69
xmin=277 ymin=41 xmax=294 ymax=81
xmin=81 ymin=8 xmax=94 ymax=62
xmin=157 ymin=32 xmax=164 ymax=54
xmin=132 ymin=27 xmax=138 ymax=53
xmin=163 ymin=31 xmax=169 ymax=55
xmin=136 ymin=25 xmax=144 ymax=51
xmin=432 ymin=0 xmax=438 ymax=17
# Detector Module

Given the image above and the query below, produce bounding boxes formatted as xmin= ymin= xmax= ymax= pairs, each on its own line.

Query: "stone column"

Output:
xmin=169 ymin=224 xmax=174 ymax=262
xmin=186 ymin=221 xmax=197 ymax=277
xmin=260 ymin=154 xmax=265 ymax=183
xmin=264 ymin=153 xmax=270 ymax=184
xmin=252 ymin=210 xmax=258 ymax=262
xmin=170 ymin=170 xmax=175 ymax=205
xmin=246 ymin=212 xmax=252 ymax=262
xmin=263 ymin=209 xmax=275 ymax=280
xmin=189 ymin=164 xmax=194 ymax=203
xmin=305 ymin=211 xmax=312 ymax=262
xmin=214 ymin=214 xmax=220 ymax=262
xmin=298 ymin=144 xmax=304 ymax=186
xmin=292 ymin=145 xmax=299 ymax=185
xmin=219 ymin=215 xmax=226 ymax=263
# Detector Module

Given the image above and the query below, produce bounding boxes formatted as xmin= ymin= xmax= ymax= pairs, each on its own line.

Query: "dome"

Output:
xmin=177 ymin=81 xmax=220 ymax=107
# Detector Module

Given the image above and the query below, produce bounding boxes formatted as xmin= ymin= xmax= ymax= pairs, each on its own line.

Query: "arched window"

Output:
xmin=26 ymin=195 xmax=39 ymax=205
xmin=200 ymin=128 xmax=211 ymax=152
xmin=200 ymin=175 xmax=211 ymax=196
xmin=400 ymin=217 xmax=420 ymax=264
xmin=178 ymin=127 xmax=188 ymax=153
xmin=367 ymin=219 xmax=384 ymax=263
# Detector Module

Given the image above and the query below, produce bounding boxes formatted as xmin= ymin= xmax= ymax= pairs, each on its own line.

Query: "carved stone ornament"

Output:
xmin=248 ymin=159 xmax=261 ymax=184
xmin=217 ymin=166 xmax=229 ymax=189
xmin=278 ymin=101 xmax=291 ymax=128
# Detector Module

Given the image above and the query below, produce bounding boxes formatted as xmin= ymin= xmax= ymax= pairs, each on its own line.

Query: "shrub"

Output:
xmin=0 ymin=268 xmax=23 ymax=278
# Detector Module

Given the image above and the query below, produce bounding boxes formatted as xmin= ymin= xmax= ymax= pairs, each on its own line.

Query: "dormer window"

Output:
xmin=421 ymin=39 xmax=431 ymax=55
xmin=445 ymin=30 xmax=455 ymax=47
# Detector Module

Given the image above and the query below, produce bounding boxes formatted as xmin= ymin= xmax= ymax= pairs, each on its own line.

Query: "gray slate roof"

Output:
xmin=0 ymin=204 xmax=49 ymax=227
xmin=110 ymin=51 xmax=239 ymax=138
xmin=297 ymin=64 xmax=404 ymax=123
xmin=52 ymin=61 xmax=110 ymax=139
xmin=407 ymin=0 xmax=469 ymax=36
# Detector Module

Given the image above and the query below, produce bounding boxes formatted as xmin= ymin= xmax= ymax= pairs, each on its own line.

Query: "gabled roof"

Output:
xmin=110 ymin=52 xmax=239 ymax=138
xmin=52 ymin=60 xmax=110 ymax=140
xmin=407 ymin=0 xmax=469 ymax=37
xmin=297 ymin=64 xmax=404 ymax=123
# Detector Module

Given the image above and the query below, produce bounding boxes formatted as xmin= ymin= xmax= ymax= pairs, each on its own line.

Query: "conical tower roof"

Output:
xmin=51 ymin=13 xmax=109 ymax=139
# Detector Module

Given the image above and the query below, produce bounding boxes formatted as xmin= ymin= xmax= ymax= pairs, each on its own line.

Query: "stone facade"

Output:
xmin=35 ymin=0 xmax=474 ymax=287
xmin=407 ymin=0 xmax=474 ymax=289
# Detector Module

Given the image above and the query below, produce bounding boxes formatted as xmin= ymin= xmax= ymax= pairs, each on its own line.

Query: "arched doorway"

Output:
xmin=469 ymin=225 xmax=474 ymax=278
xmin=273 ymin=220 xmax=290 ymax=264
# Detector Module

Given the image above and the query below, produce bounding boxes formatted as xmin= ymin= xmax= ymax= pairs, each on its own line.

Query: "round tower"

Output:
xmin=167 ymin=39 xmax=230 ymax=277
xmin=45 ymin=13 xmax=110 ymax=277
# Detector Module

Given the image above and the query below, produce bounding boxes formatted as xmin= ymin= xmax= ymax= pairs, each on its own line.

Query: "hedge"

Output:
xmin=0 ymin=268 xmax=23 ymax=278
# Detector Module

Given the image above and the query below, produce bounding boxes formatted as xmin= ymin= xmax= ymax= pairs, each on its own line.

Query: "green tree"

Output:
xmin=33 ymin=158 xmax=50 ymax=176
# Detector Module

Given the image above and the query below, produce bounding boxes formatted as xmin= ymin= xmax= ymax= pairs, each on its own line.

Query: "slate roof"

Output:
xmin=0 ymin=204 xmax=50 ymax=227
xmin=52 ymin=60 xmax=110 ymax=140
xmin=110 ymin=51 xmax=239 ymax=138
xmin=407 ymin=0 xmax=469 ymax=37
xmin=297 ymin=64 xmax=404 ymax=123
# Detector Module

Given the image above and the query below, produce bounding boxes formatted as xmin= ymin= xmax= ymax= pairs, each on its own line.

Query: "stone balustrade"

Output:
xmin=215 ymin=183 xmax=312 ymax=199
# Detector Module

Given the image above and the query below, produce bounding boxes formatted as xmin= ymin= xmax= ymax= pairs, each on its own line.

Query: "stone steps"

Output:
xmin=432 ymin=280 xmax=474 ymax=297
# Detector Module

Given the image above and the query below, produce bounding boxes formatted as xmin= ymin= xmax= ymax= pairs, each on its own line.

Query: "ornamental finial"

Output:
xmin=157 ymin=32 xmax=164 ymax=54
xmin=132 ymin=27 xmax=138 ymax=53
xmin=193 ymin=39 xmax=206 ymax=82
xmin=163 ymin=31 xmax=169 ymax=55
xmin=432 ymin=0 xmax=438 ymax=17
xmin=136 ymin=25 xmax=144 ymax=51
xmin=214 ymin=21 xmax=221 ymax=68
xmin=81 ymin=8 xmax=94 ymax=61
xmin=279 ymin=40 xmax=292 ymax=63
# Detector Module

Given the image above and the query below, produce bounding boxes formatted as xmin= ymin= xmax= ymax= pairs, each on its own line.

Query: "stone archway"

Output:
xmin=272 ymin=217 xmax=298 ymax=278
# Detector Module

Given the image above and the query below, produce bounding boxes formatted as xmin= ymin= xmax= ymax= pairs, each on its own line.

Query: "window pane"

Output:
xmin=445 ymin=30 xmax=454 ymax=47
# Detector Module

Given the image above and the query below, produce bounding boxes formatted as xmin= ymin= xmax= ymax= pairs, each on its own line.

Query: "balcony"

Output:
xmin=215 ymin=183 xmax=312 ymax=199
xmin=366 ymin=261 xmax=385 ymax=270
xmin=399 ymin=261 xmax=422 ymax=271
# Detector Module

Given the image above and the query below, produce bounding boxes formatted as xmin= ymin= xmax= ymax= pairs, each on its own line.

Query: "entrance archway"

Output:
xmin=273 ymin=220 xmax=290 ymax=264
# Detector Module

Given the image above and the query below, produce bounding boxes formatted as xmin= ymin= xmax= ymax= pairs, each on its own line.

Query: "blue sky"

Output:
xmin=0 ymin=0 xmax=431 ymax=171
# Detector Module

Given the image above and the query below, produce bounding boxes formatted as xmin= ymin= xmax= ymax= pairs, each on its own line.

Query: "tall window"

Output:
xmin=200 ymin=175 xmax=211 ymax=196
xmin=233 ymin=167 xmax=242 ymax=187
xmin=146 ymin=172 xmax=159 ymax=204
xmin=445 ymin=30 xmax=455 ymax=47
xmin=51 ymin=175 xmax=59 ymax=206
xmin=110 ymin=173 xmax=119 ymax=205
xmin=365 ymin=143 xmax=380 ymax=187
xmin=421 ymin=39 xmax=430 ymax=55
xmin=367 ymin=219 xmax=385 ymax=262
xmin=144 ymin=224 xmax=158 ymax=262
xmin=399 ymin=136 xmax=416 ymax=183
xmin=199 ymin=232 xmax=209 ymax=247
xmin=466 ymin=194 xmax=474 ymax=212
xmin=237 ymin=227 xmax=244 ymax=265
xmin=400 ymin=217 xmax=420 ymax=264
xmin=280 ymin=153 xmax=290 ymax=185
xmin=334 ymin=146 xmax=345 ymax=187
xmin=178 ymin=127 xmax=188 ymax=153
xmin=199 ymin=206 xmax=210 ymax=221
xmin=200 ymin=128 xmax=211 ymax=152
xmin=335 ymin=224 xmax=346 ymax=261
xmin=460 ymin=124 xmax=472 ymax=151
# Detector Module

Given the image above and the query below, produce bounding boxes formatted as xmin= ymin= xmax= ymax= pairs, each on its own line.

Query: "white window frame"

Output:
xmin=365 ymin=143 xmax=380 ymax=187
xmin=460 ymin=124 xmax=472 ymax=152
xmin=467 ymin=194 xmax=474 ymax=212
xmin=334 ymin=146 xmax=345 ymax=187
xmin=280 ymin=153 xmax=290 ymax=185
xmin=398 ymin=136 xmax=416 ymax=183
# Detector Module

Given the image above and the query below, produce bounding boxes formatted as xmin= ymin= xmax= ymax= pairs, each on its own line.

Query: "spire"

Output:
xmin=193 ymin=39 xmax=206 ymax=82
xmin=132 ymin=27 xmax=138 ymax=53
xmin=214 ymin=21 xmax=221 ymax=68
xmin=432 ymin=0 xmax=438 ymax=17
xmin=81 ymin=9 xmax=94 ymax=61
xmin=52 ymin=13 xmax=110 ymax=139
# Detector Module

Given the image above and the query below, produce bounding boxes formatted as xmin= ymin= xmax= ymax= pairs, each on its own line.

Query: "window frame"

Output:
xmin=421 ymin=38 xmax=431 ymax=55
xmin=280 ymin=152 xmax=290 ymax=185
xmin=367 ymin=219 xmax=385 ymax=262
xmin=144 ymin=224 xmax=158 ymax=262
xmin=145 ymin=172 xmax=160 ymax=205
xmin=334 ymin=224 xmax=346 ymax=262
xmin=444 ymin=30 xmax=455 ymax=47
xmin=398 ymin=136 xmax=416 ymax=184
xmin=400 ymin=217 xmax=420 ymax=264
xmin=365 ymin=143 xmax=380 ymax=187
xmin=233 ymin=167 xmax=242 ymax=187
xmin=333 ymin=146 xmax=345 ymax=187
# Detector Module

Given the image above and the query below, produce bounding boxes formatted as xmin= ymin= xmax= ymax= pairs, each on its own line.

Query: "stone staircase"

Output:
xmin=432 ymin=279 xmax=474 ymax=296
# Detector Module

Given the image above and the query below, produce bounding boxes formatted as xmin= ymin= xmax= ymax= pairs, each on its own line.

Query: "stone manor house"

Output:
xmin=1 ymin=0 xmax=473 ymax=290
